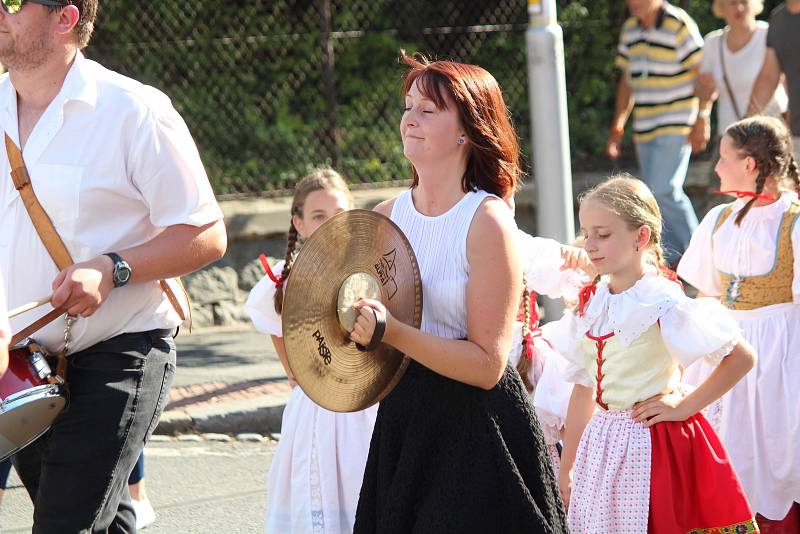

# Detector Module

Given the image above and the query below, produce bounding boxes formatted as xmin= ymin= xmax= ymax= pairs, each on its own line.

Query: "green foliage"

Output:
xmin=84 ymin=0 xmax=785 ymax=195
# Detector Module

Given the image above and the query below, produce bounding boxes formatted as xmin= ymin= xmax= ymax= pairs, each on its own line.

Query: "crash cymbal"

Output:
xmin=282 ymin=209 xmax=423 ymax=412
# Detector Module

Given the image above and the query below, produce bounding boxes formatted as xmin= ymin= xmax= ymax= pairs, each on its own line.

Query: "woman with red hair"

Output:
xmin=349 ymin=53 xmax=567 ymax=533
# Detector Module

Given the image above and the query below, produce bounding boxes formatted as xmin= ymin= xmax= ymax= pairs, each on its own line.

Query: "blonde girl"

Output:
xmin=544 ymin=175 xmax=758 ymax=533
xmin=245 ymin=169 xmax=377 ymax=534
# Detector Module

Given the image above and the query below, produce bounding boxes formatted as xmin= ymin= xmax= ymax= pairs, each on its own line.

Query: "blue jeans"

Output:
xmin=635 ymin=134 xmax=698 ymax=263
xmin=128 ymin=451 xmax=144 ymax=486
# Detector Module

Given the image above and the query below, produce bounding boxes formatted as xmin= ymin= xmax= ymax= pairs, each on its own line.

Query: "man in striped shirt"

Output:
xmin=606 ymin=0 xmax=709 ymax=264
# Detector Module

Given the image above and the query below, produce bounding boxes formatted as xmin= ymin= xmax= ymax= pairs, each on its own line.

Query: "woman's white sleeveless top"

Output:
xmin=390 ymin=188 xmax=497 ymax=340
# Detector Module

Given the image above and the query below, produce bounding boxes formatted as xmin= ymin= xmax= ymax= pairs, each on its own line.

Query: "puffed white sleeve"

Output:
xmin=244 ymin=260 xmax=284 ymax=337
xmin=792 ymin=215 xmax=800 ymax=302
xmin=677 ymin=204 xmax=727 ymax=296
xmin=532 ymin=341 xmax=574 ymax=445
xmin=517 ymin=230 xmax=587 ymax=300
xmin=659 ymin=296 xmax=741 ymax=368
xmin=540 ymin=312 xmax=592 ymax=387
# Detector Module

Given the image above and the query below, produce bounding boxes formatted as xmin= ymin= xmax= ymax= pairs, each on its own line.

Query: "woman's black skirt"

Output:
xmin=354 ymin=360 xmax=569 ymax=533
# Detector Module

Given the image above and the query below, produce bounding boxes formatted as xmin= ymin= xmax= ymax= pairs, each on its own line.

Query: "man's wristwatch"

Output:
xmin=104 ymin=252 xmax=132 ymax=288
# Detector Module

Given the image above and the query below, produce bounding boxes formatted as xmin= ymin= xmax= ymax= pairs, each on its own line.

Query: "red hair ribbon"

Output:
xmin=577 ymin=283 xmax=597 ymax=317
xmin=523 ymin=331 xmax=534 ymax=361
xmin=523 ymin=328 xmax=554 ymax=361
xmin=712 ymin=190 xmax=776 ymax=201
xmin=658 ymin=265 xmax=684 ymax=290
xmin=259 ymin=253 xmax=285 ymax=289
xmin=522 ymin=290 xmax=542 ymax=361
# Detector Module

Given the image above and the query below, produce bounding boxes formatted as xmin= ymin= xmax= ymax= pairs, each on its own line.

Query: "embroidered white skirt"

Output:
xmin=265 ymin=386 xmax=377 ymax=534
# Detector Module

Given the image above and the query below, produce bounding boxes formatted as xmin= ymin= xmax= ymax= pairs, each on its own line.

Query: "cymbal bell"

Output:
xmin=282 ymin=209 xmax=423 ymax=412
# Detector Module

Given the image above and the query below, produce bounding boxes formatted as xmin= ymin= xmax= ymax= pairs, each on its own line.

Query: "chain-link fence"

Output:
xmin=87 ymin=1 xmax=531 ymax=197
xmin=85 ymin=1 xmax=783 ymax=197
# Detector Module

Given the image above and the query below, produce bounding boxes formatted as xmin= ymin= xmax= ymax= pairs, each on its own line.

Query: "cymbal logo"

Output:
xmin=312 ymin=329 xmax=332 ymax=365
xmin=374 ymin=249 xmax=398 ymax=300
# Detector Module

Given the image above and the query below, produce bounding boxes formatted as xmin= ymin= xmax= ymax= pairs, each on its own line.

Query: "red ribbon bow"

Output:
xmin=712 ymin=189 xmax=776 ymax=201
xmin=658 ymin=265 xmax=684 ymax=290
xmin=577 ymin=283 xmax=597 ymax=317
xmin=523 ymin=331 xmax=535 ymax=361
xmin=259 ymin=253 xmax=285 ymax=289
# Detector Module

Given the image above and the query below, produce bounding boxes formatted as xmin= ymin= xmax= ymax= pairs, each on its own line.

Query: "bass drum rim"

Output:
xmin=0 ymin=383 xmax=67 ymax=462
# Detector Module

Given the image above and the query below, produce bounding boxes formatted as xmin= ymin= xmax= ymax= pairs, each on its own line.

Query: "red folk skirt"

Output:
xmin=649 ymin=413 xmax=759 ymax=533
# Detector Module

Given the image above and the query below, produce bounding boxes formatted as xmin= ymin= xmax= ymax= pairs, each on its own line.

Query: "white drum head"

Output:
xmin=0 ymin=385 xmax=66 ymax=461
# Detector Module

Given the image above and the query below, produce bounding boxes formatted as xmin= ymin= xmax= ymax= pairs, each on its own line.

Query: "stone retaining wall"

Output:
xmin=185 ymin=162 xmax=720 ymax=327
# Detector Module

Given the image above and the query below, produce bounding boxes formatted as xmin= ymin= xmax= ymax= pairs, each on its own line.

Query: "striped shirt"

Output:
xmin=615 ymin=2 xmax=703 ymax=142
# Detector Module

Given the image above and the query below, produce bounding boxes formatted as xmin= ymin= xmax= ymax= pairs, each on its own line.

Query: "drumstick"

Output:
xmin=8 ymin=295 xmax=52 ymax=318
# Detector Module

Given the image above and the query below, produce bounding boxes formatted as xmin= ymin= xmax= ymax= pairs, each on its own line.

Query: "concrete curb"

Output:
xmin=155 ymin=390 xmax=291 ymax=436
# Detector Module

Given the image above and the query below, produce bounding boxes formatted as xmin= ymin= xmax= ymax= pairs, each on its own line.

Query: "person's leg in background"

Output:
xmin=0 ymin=457 xmax=12 ymax=507
xmin=636 ymin=134 xmax=699 ymax=265
xmin=129 ymin=451 xmax=156 ymax=530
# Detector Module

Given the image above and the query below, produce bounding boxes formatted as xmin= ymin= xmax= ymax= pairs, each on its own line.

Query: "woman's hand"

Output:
xmin=632 ymin=389 xmax=690 ymax=427
xmin=557 ymin=466 xmax=573 ymax=510
xmin=351 ymin=298 xmax=393 ymax=348
xmin=560 ymin=245 xmax=597 ymax=278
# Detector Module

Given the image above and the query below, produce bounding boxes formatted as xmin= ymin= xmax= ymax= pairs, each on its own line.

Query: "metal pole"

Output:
xmin=319 ymin=0 xmax=341 ymax=168
xmin=525 ymin=0 xmax=574 ymax=321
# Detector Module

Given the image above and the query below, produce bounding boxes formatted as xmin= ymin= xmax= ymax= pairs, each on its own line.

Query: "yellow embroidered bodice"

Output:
xmin=581 ymin=324 xmax=680 ymax=411
xmin=714 ymin=200 xmax=800 ymax=311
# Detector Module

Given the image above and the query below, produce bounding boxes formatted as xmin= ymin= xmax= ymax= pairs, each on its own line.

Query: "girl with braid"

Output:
xmin=511 ymin=231 xmax=593 ymax=472
xmin=678 ymin=116 xmax=800 ymax=531
xmin=545 ymin=175 xmax=758 ymax=533
xmin=245 ymin=169 xmax=377 ymax=534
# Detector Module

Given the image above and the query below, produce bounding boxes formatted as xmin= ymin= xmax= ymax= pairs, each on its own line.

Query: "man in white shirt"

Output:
xmin=0 ymin=2 xmax=226 ymax=531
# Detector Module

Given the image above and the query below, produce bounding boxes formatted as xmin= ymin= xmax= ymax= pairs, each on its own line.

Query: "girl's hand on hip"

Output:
xmin=632 ymin=389 xmax=690 ymax=427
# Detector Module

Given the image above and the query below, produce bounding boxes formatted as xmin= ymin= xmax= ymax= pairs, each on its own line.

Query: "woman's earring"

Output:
xmin=635 ymin=245 xmax=639 ymax=252
xmin=457 ymin=137 xmax=465 ymax=145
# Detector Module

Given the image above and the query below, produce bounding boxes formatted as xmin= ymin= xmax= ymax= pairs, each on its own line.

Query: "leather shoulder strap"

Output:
xmin=5 ymin=133 xmax=74 ymax=270
xmin=718 ymin=32 xmax=743 ymax=121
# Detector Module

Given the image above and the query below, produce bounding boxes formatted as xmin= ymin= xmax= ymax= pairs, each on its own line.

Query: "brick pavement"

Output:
xmin=167 ymin=379 xmax=292 ymax=411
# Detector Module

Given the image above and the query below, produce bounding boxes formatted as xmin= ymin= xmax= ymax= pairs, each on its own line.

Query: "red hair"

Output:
xmin=400 ymin=52 xmax=522 ymax=200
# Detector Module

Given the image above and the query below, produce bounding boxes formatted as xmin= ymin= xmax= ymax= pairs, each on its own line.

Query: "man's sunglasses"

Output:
xmin=1 ymin=0 xmax=69 ymax=15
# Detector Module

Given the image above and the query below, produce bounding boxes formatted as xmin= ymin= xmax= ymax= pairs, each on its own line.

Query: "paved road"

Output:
xmin=0 ymin=438 xmax=278 ymax=533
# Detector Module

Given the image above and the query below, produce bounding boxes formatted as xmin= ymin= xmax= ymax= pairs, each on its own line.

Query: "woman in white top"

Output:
xmin=245 ymin=169 xmax=378 ymax=534
xmin=349 ymin=53 xmax=567 ymax=533
xmin=697 ymin=0 xmax=788 ymax=136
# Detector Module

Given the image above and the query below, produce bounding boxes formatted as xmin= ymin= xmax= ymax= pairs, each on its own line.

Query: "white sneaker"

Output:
xmin=131 ymin=498 xmax=156 ymax=530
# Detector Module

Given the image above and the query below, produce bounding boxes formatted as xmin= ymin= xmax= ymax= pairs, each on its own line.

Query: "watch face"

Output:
xmin=117 ymin=267 xmax=132 ymax=284
xmin=114 ymin=262 xmax=132 ymax=286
